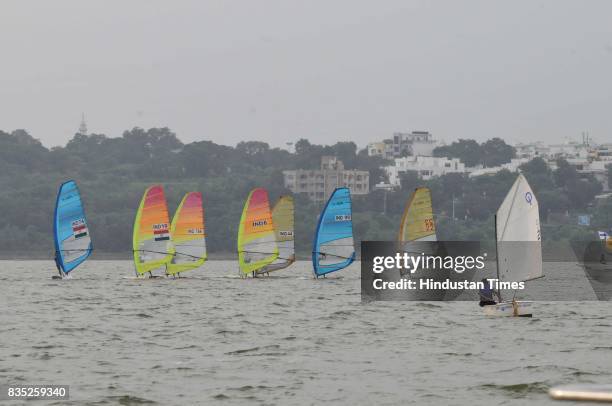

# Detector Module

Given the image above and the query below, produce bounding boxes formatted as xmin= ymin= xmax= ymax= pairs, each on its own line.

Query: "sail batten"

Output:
xmin=53 ymin=180 xmax=93 ymax=274
xmin=132 ymin=185 xmax=173 ymax=275
xmin=258 ymin=195 xmax=295 ymax=274
xmin=312 ymin=187 xmax=355 ymax=276
xmin=237 ymin=188 xmax=278 ymax=275
xmin=495 ymin=174 xmax=543 ymax=283
xmin=166 ymin=192 xmax=206 ymax=275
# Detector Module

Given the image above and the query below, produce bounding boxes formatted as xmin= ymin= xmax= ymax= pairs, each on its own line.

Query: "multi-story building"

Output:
xmin=366 ymin=140 xmax=394 ymax=160
xmin=283 ymin=156 xmax=370 ymax=202
xmin=368 ymin=131 xmax=438 ymax=158
xmin=514 ymin=140 xmax=591 ymax=161
xmin=385 ymin=156 xmax=465 ymax=186
xmin=594 ymin=144 xmax=612 ymax=162
xmin=392 ymin=131 xmax=437 ymax=157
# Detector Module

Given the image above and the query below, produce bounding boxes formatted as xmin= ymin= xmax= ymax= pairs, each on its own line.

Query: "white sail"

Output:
xmin=496 ymin=174 xmax=543 ymax=283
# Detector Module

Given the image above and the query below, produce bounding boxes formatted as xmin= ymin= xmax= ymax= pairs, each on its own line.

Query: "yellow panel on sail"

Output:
xmin=132 ymin=185 xmax=173 ymax=275
xmin=237 ymin=188 xmax=278 ymax=275
xmin=258 ymin=195 xmax=295 ymax=274
xmin=166 ymin=192 xmax=207 ymax=276
xmin=398 ymin=187 xmax=436 ymax=242
xmin=606 ymin=237 xmax=612 ymax=253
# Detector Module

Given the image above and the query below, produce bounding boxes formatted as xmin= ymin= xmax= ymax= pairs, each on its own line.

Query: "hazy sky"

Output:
xmin=1 ymin=0 xmax=611 ymax=148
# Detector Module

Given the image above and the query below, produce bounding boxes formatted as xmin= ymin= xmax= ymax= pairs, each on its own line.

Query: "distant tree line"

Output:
xmin=0 ymin=128 xmax=609 ymax=258
xmin=433 ymin=137 xmax=516 ymax=167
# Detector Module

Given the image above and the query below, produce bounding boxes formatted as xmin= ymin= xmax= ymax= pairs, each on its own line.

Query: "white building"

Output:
xmin=385 ymin=156 xmax=465 ymax=186
xmin=368 ymin=131 xmax=438 ymax=159
xmin=468 ymin=158 xmax=529 ymax=178
xmin=392 ymin=131 xmax=437 ymax=157
xmin=594 ymin=144 xmax=612 ymax=162
xmin=366 ymin=140 xmax=394 ymax=160
xmin=514 ymin=140 xmax=591 ymax=161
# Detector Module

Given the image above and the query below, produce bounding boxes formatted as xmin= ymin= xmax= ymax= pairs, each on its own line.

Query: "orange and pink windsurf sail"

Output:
xmin=132 ymin=185 xmax=173 ymax=275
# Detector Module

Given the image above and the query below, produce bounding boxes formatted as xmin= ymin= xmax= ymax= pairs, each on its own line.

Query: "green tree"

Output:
xmin=433 ymin=139 xmax=481 ymax=167
xmin=481 ymin=137 xmax=516 ymax=167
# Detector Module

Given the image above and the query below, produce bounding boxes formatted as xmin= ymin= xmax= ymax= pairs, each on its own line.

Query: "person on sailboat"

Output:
xmin=479 ymin=278 xmax=499 ymax=306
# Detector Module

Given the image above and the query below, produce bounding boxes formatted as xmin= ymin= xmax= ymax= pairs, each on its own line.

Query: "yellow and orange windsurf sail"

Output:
xmin=237 ymin=188 xmax=278 ymax=275
xmin=132 ymin=185 xmax=173 ymax=275
xmin=166 ymin=192 xmax=207 ymax=275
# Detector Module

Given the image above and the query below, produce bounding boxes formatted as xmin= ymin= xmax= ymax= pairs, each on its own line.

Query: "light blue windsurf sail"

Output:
xmin=53 ymin=180 xmax=93 ymax=274
xmin=312 ymin=187 xmax=355 ymax=277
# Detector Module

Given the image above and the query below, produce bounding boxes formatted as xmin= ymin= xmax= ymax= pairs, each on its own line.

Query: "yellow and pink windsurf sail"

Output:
xmin=132 ymin=185 xmax=173 ymax=275
xmin=166 ymin=192 xmax=207 ymax=275
xmin=237 ymin=188 xmax=278 ymax=275
xmin=398 ymin=187 xmax=437 ymax=242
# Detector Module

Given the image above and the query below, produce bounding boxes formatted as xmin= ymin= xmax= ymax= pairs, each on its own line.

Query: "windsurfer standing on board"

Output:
xmin=478 ymin=278 xmax=499 ymax=307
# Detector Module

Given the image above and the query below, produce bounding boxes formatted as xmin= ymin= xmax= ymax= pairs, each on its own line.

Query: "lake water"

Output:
xmin=1 ymin=261 xmax=612 ymax=405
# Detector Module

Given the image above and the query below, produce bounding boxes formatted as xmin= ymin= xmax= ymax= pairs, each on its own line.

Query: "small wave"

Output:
xmin=569 ymin=370 xmax=599 ymax=377
xmin=226 ymin=344 xmax=281 ymax=355
xmin=415 ymin=303 xmax=443 ymax=309
xmin=479 ymin=382 xmax=548 ymax=395
xmin=104 ymin=395 xmax=157 ymax=404
xmin=442 ymin=352 xmax=473 ymax=357
xmin=55 ymin=327 xmax=87 ymax=332
xmin=228 ymin=385 xmax=280 ymax=392
xmin=216 ymin=329 xmax=245 ymax=336
xmin=32 ymin=344 xmax=59 ymax=349
xmin=175 ymin=345 xmax=199 ymax=350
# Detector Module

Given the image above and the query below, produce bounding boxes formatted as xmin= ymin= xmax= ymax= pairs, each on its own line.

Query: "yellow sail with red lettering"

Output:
xmin=398 ymin=187 xmax=436 ymax=242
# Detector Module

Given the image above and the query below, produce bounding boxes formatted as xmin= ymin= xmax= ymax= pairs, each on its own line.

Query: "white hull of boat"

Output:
xmin=549 ymin=384 xmax=612 ymax=402
xmin=482 ymin=301 xmax=533 ymax=317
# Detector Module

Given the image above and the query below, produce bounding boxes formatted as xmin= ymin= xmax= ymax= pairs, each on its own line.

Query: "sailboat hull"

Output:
xmin=482 ymin=301 xmax=533 ymax=317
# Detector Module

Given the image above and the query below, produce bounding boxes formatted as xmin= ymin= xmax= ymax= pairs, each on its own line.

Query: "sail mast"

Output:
xmin=494 ymin=213 xmax=502 ymax=301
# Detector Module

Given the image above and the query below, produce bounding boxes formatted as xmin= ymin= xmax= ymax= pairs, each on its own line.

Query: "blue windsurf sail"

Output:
xmin=53 ymin=180 xmax=93 ymax=274
xmin=312 ymin=187 xmax=355 ymax=276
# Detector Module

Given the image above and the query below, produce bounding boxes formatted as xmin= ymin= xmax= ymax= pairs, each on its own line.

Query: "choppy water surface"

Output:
xmin=1 ymin=261 xmax=612 ymax=405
